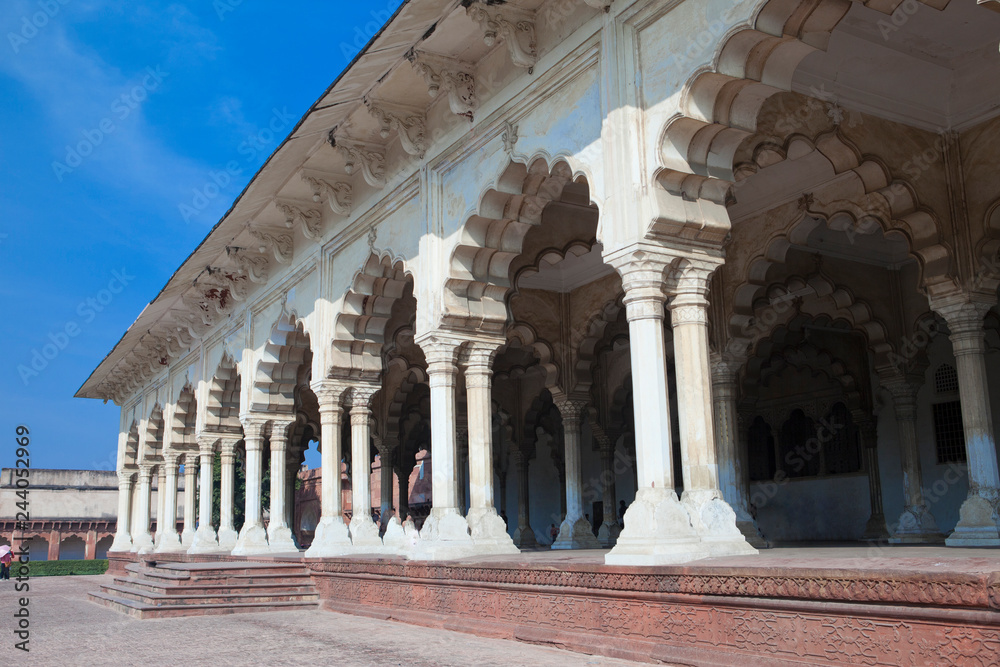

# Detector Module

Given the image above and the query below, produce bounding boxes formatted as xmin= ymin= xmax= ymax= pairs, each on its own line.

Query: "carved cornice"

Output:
xmin=300 ymin=172 xmax=353 ymax=217
xmin=364 ymin=99 xmax=428 ymax=158
xmin=248 ymin=227 xmax=294 ymax=265
xmin=407 ymin=50 xmax=477 ymax=119
xmin=466 ymin=2 xmax=537 ymax=70
xmin=328 ymin=133 xmax=387 ymax=189
xmin=275 ymin=199 xmax=325 ymax=240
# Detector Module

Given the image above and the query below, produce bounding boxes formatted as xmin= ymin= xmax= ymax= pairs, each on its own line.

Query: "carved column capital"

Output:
xmin=554 ymin=398 xmax=589 ymax=425
xmin=138 ymin=464 xmax=154 ymax=480
xmin=196 ymin=435 xmax=218 ymax=456
xmin=417 ymin=334 xmax=461 ymax=387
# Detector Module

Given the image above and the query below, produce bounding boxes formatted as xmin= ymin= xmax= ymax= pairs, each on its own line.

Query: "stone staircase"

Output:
xmin=89 ymin=560 xmax=319 ymax=619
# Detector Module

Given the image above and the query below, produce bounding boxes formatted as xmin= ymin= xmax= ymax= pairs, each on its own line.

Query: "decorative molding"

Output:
xmin=501 ymin=120 xmax=519 ymax=154
xmin=231 ymin=249 xmax=269 ymax=284
xmin=364 ymin=99 xmax=428 ymax=158
xmin=300 ymin=172 xmax=353 ymax=217
xmin=466 ymin=2 xmax=536 ymax=71
xmin=275 ymin=199 xmax=326 ymax=240
xmin=328 ymin=133 xmax=387 ymax=189
xmin=407 ymin=50 xmax=477 ymax=119
xmin=248 ymin=228 xmax=294 ymax=265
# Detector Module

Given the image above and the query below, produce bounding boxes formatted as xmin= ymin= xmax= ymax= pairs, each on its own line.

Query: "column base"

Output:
xmin=409 ymin=509 xmax=479 ymax=560
xmin=605 ymin=488 xmax=757 ymax=566
xmin=217 ymin=526 xmax=239 ymax=550
xmin=304 ymin=517 xmax=353 ymax=558
xmin=130 ymin=531 xmax=154 ymax=553
xmin=231 ymin=522 xmax=270 ymax=556
xmin=512 ymin=523 xmax=537 ymax=548
xmin=552 ymin=516 xmax=602 ymax=550
xmin=348 ymin=516 xmax=384 ymax=553
xmin=945 ymin=494 xmax=1000 ymax=547
xmin=188 ymin=527 xmax=224 ymax=554
xmin=597 ymin=521 xmax=621 ymax=548
xmin=889 ymin=505 xmax=944 ymax=544
xmin=381 ymin=516 xmax=411 ymax=555
xmin=267 ymin=524 xmax=299 ymax=554
xmin=736 ymin=520 xmax=769 ymax=549
xmin=180 ymin=529 xmax=195 ymax=549
xmin=154 ymin=531 xmax=185 ymax=553
xmin=862 ymin=513 xmax=891 ymax=542
xmin=110 ymin=534 xmax=133 ymax=553
xmin=467 ymin=508 xmax=520 ymax=554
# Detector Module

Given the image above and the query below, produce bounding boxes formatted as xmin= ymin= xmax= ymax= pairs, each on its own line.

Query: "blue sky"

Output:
xmin=1 ymin=0 xmax=402 ymax=471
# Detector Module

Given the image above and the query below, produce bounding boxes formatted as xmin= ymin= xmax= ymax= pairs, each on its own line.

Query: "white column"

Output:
xmin=411 ymin=335 xmax=475 ymax=559
xmin=267 ymin=421 xmax=298 ymax=552
xmin=711 ymin=356 xmax=767 ymax=548
xmin=668 ymin=263 xmax=754 ymax=556
xmin=348 ymin=385 xmax=383 ymax=550
xmin=155 ymin=453 xmax=184 ymax=552
xmin=189 ymin=436 xmax=221 ymax=553
xmin=552 ymin=398 xmax=601 ymax=549
xmin=181 ymin=454 xmax=197 ymax=547
xmin=305 ymin=381 xmax=352 ymax=557
xmin=153 ymin=466 xmax=166 ymax=548
xmin=233 ymin=418 xmax=269 ymax=554
xmin=854 ymin=412 xmax=889 ymax=542
xmin=937 ymin=301 xmax=1000 ymax=546
xmin=463 ymin=342 xmax=518 ymax=553
xmin=882 ymin=377 xmax=942 ymax=542
xmin=131 ymin=464 xmax=154 ymax=552
xmin=217 ymin=438 xmax=239 ymax=549
xmin=110 ymin=471 xmax=134 ymax=552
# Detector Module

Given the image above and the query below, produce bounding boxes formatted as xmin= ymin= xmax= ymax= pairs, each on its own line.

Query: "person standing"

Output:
xmin=0 ymin=546 xmax=12 ymax=581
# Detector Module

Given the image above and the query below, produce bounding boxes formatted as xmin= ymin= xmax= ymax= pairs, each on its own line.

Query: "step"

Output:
xmin=89 ymin=591 xmax=319 ymax=620
xmin=101 ymin=583 xmax=318 ymax=606
xmin=152 ymin=562 xmax=307 ymax=577
xmin=113 ymin=577 xmax=316 ymax=597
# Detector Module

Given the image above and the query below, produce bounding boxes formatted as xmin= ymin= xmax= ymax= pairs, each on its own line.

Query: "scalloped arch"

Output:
xmin=206 ymin=353 xmax=242 ymax=435
xmin=253 ymin=315 xmax=312 ymax=414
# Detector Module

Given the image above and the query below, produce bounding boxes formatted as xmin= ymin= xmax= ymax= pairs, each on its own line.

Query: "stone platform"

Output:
xmin=106 ymin=545 xmax=1000 ymax=665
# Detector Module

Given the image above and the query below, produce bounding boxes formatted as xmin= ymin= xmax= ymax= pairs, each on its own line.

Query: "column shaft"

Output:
xmin=267 ymin=424 xmax=297 ymax=551
xmin=181 ymin=455 xmax=197 ymax=546
xmin=155 ymin=456 xmax=183 ymax=551
xmin=232 ymin=420 xmax=269 ymax=555
xmin=217 ymin=441 xmax=239 ymax=549
xmin=131 ymin=466 xmax=154 ymax=551
xmin=110 ymin=473 xmax=134 ymax=552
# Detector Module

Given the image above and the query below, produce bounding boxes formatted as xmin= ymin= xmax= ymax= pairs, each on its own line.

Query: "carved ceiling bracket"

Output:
xmin=364 ymin=98 xmax=429 ymax=158
xmin=466 ymin=2 xmax=537 ymax=71
xmin=407 ymin=50 xmax=478 ymax=120
xmin=248 ymin=227 xmax=294 ymax=265
xmin=275 ymin=198 xmax=327 ymax=241
xmin=328 ymin=131 xmax=387 ymax=189
xmin=229 ymin=247 xmax=269 ymax=284
xmin=299 ymin=173 xmax=352 ymax=217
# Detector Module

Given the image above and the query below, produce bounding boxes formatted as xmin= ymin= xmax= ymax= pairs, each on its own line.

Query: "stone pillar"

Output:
xmin=233 ymin=418 xmax=269 ymax=555
xmin=189 ymin=436 xmax=221 ymax=553
xmin=397 ymin=458 xmax=410 ymax=521
xmin=511 ymin=449 xmax=536 ymax=547
xmin=463 ymin=342 xmax=518 ymax=553
xmin=305 ymin=381 xmax=352 ymax=557
xmin=181 ymin=454 xmax=197 ymax=547
xmin=711 ymin=356 xmax=767 ymax=548
xmin=852 ymin=412 xmax=890 ymax=541
xmin=217 ymin=438 xmax=240 ymax=549
xmin=153 ymin=466 xmax=166 ymax=548
xmin=131 ymin=464 xmax=154 ymax=552
xmin=48 ymin=532 xmax=60 ymax=561
xmin=594 ymin=432 xmax=621 ymax=548
xmin=937 ymin=301 xmax=1000 ymax=546
xmin=883 ymin=376 xmax=944 ymax=543
xmin=605 ymin=249 xmax=753 ymax=565
xmin=376 ymin=440 xmax=397 ymax=527
xmin=155 ymin=453 xmax=184 ymax=552
xmin=552 ymin=398 xmax=600 ymax=549
xmin=668 ymin=264 xmax=755 ymax=556
xmin=412 ymin=335 xmax=475 ymax=559
xmin=85 ymin=530 xmax=97 ymax=560
xmin=110 ymin=471 xmax=134 ymax=552
xmin=265 ymin=421 xmax=298 ymax=552
xmin=349 ymin=385 xmax=383 ymax=550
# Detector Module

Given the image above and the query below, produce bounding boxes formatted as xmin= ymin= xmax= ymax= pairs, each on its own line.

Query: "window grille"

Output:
xmin=932 ymin=400 xmax=966 ymax=464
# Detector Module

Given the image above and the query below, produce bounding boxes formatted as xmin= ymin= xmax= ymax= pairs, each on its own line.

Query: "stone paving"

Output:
xmin=0 ymin=575 xmax=660 ymax=666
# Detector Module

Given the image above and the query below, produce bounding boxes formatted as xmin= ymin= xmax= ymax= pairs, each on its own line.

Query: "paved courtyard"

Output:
xmin=0 ymin=575 xmax=657 ymax=666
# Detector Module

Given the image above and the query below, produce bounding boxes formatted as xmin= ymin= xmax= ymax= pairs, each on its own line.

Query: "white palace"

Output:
xmin=78 ymin=0 xmax=1000 ymax=566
